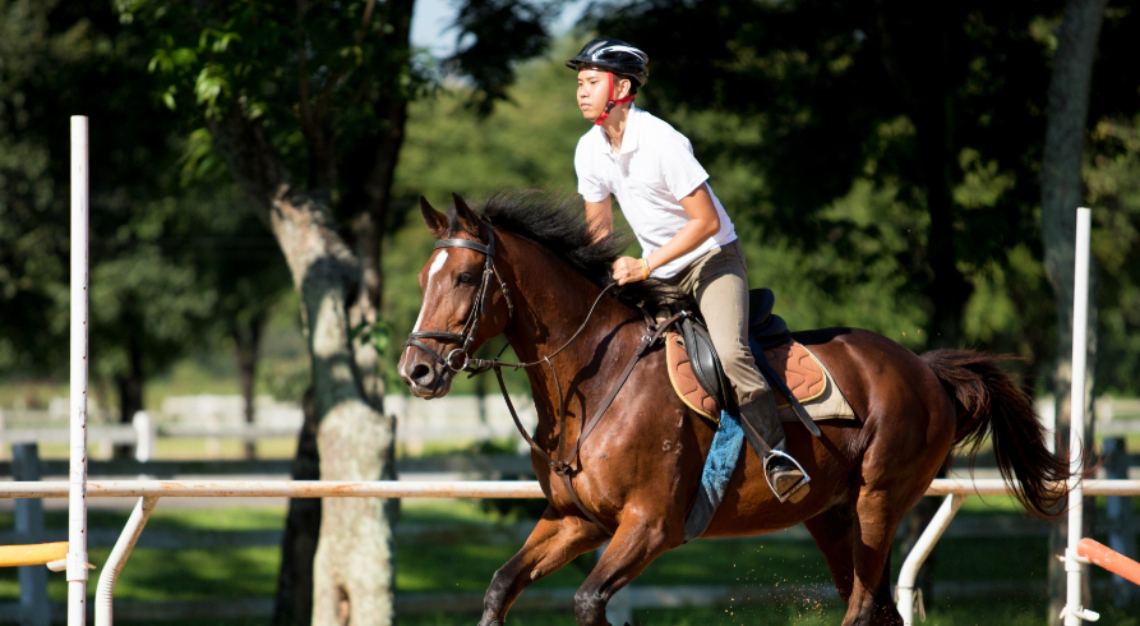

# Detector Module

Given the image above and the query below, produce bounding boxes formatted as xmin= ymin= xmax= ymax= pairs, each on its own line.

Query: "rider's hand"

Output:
xmin=612 ymin=256 xmax=651 ymax=285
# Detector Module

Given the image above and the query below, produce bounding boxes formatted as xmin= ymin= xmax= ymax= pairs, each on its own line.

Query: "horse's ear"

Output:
xmin=420 ymin=196 xmax=448 ymax=238
xmin=451 ymin=193 xmax=481 ymax=233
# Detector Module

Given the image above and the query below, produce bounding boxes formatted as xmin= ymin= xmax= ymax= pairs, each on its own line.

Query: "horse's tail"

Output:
xmin=922 ymin=349 xmax=1069 ymax=518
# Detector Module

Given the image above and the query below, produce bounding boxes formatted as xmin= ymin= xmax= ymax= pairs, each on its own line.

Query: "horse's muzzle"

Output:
xmin=398 ymin=353 xmax=453 ymax=399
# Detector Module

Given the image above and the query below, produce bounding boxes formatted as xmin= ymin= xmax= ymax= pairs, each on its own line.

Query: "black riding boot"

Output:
xmin=738 ymin=393 xmax=810 ymax=503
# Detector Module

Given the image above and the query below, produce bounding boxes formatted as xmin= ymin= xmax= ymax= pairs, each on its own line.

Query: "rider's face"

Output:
xmin=576 ymin=69 xmax=630 ymax=122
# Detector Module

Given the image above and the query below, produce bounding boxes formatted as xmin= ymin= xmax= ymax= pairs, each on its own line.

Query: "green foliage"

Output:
xmin=1087 ymin=116 xmax=1140 ymax=394
xmin=118 ymin=0 xmax=439 ymax=208
xmin=0 ymin=1 xmax=200 ymax=383
xmin=0 ymin=0 xmax=85 ymax=370
xmin=0 ymin=1 xmax=295 ymax=424
xmin=446 ymin=0 xmax=557 ymax=115
xmin=395 ymin=38 xmax=585 ymax=201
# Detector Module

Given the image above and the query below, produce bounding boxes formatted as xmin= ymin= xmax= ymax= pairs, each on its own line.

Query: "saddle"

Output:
xmin=664 ymin=288 xmax=854 ymax=425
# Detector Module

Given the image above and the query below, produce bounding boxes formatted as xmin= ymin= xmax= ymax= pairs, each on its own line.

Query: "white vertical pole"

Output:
xmin=1064 ymin=207 xmax=1091 ymax=626
xmin=896 ymin=494 xmax=965 ymax=625
xmin=69 ymin=115 xmax=90 ymax=626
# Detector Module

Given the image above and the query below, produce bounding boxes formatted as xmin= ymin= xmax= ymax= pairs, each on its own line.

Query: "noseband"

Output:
xmin=404 ymin=225 xmax=514 ymax=373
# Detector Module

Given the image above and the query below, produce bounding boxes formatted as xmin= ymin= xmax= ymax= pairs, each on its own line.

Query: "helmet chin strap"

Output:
xmin=594 ymin=72 xmax=636 ymax=126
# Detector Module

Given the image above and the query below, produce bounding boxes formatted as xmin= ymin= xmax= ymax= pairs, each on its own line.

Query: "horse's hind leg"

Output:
xmin=843 ymin=488 xmax=906 ymax=626
xmin=573 ymin=514 xmax=678 ymax=626
xmin=479 ymin=508 xmax=607 ymax=626
xmin=804 ymin=503 xmax=856 ymax=604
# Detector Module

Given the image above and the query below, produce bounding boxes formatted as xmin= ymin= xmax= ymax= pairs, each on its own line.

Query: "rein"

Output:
xmin=405 ymin=224 xmax=682 ymax=534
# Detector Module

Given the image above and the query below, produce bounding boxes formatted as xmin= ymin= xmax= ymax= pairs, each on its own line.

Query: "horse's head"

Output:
xmin=398 ymin=194 xmax=514 ymax=398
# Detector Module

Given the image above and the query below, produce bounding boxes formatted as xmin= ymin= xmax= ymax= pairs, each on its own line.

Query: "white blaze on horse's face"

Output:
xmin=411 ymin=250 xmax=449 ymax=333
xmin=400 ymin=247 xmax=459 ymax=398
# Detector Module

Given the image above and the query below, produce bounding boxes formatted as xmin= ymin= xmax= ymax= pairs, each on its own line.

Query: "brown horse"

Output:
xmin=397 ymin=193 xmax=1068 ymax=626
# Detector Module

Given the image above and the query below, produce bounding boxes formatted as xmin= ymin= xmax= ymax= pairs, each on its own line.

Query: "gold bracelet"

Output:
xmin=641 ymin=258 xmax=651 ymax=280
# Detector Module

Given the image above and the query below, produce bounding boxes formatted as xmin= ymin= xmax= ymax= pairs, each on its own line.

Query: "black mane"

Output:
xmin=480 ymin=192 xmax=624 ymax=285
xmin=477 ymin=192 xmax=684 ymax=310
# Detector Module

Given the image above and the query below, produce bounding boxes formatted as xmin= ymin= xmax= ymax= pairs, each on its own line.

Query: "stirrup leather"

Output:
xmin=763 ymin=448 xmax=811 ymax=503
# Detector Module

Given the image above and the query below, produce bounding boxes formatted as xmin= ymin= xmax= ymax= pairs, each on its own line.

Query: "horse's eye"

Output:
xmin=457 ymin=272 xmax=475 ymax=285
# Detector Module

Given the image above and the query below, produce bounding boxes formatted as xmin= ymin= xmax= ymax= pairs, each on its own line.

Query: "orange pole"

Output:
xmin=0 ymin=541 xmax=69 ymax=568
xmin=1077 ymin=538 xmax=1140 ymax=586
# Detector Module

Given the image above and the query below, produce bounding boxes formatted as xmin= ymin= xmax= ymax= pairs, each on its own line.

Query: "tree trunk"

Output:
xmin=114 ymin=326 xmax=145 ymax=459
xmin=231 ymin=312 xmax=265 ymax=460
xmin=1041 ymin=0 xmax=1107 ymax=622
xmin=296 ymin=236 xmax=394 ymax=624
xmin=273 ymin=387 xmax=321 ymax=625
xmin=209 ymin=109 xmax=396 ymax=625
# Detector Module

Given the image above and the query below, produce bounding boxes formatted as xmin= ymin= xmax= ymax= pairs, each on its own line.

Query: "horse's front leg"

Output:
xmin=573 ymin=512 xmax=680 ymax=626
xmin=479 ymin=507 xmax=607 ymax=626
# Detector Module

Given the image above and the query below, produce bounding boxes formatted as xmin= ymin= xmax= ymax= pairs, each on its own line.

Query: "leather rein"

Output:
xmin=404 ymin=224 xmax=682 ymax=534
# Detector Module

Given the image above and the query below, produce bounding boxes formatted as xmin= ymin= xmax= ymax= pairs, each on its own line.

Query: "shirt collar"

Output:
xmin=595 ymin=104 xmax=641 ymax=155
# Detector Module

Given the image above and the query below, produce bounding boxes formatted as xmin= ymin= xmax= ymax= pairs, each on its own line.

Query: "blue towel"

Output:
xmin=683 ymin=409 xmax=745 ymax=541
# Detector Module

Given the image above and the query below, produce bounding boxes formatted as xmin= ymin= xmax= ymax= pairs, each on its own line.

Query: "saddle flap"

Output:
xmin=664 ymin=332 xmax=720 ymax=422
xmin=680 ymin=317 xmax=730 ymax=412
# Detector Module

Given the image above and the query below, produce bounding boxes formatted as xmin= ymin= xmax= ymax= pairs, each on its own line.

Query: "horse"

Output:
xmin=397 ymin=193 xmax=1069 ymax=626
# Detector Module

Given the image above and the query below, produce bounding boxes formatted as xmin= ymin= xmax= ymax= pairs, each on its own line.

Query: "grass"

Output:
xmin=5 ymin=499 xmax=1136 ymax=625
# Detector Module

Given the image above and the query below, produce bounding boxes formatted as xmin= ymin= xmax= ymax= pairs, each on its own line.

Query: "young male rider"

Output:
xmin=568 ymin=37 xmax=810 ymax=503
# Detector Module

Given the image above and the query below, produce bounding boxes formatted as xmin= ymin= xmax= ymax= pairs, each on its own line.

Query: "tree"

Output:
xmin=1040 ymin=0 xmax=1109 ymax=620
xmin=114 ymin=0 xmax=554 ymax=621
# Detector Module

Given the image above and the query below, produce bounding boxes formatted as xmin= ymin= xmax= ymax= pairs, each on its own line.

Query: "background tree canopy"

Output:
xmin=5 ymin=1 xmax=1137 ymax=408
xmin=387 ymin=1 xmax=1140 ymax=395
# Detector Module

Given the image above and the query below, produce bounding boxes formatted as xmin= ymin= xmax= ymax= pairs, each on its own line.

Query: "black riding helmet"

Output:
xmin=566 ymin=37 xmax=649 ymax=90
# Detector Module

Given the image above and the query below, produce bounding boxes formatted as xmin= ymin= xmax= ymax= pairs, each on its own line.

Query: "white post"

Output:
xmin=68 ymin=115 xmax=90 ymax=626
xmin=132 ymin=411 xmax=154 ymax=464
xmin=896 ymin=494 xmax=965 ymax=625
xmin=1037 ymin=397 xmax=1057 ymax=455
xmin=1064 ymin=207 xmax=1092 ymax=626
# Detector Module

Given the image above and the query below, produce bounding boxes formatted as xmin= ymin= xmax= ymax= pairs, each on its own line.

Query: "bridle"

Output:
xmin=404 ymin=223 xmax=514 ymax=374
xmin=404 ymin=221 xmax=619 ymax=377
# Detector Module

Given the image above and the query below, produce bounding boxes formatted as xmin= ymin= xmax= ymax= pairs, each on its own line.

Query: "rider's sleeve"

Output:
xmin=658 ymin=131 xmax=710 ymax=202
xmin=574 ymin=139 xmax=610 ymax=203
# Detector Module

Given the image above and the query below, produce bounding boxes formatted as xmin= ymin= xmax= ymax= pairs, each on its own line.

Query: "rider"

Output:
xmin=568 ymin=37 xmax=810 ymax=503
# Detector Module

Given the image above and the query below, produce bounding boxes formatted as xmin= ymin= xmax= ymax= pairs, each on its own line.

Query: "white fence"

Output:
xmin=2 ymin=394 xmax=1138 ymax=458
xmin=0 ymin=393 xmax=540 ymax=457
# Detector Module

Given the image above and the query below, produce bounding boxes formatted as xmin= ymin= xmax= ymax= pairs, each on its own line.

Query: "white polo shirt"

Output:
xmin=574 ymin=105 xmax=738 ymax=279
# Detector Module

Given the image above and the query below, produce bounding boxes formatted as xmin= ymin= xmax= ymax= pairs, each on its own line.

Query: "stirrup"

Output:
xmin=763 ymin=448 xmax=811 ymax=504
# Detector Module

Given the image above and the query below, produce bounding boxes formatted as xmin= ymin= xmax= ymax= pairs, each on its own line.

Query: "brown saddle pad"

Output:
xmin=664 ymin=332 xmax=828 ymax=422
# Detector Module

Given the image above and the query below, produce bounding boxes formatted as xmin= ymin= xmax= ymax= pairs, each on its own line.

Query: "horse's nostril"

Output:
xmin=410 ymin=363 xmax=432 ymax=384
